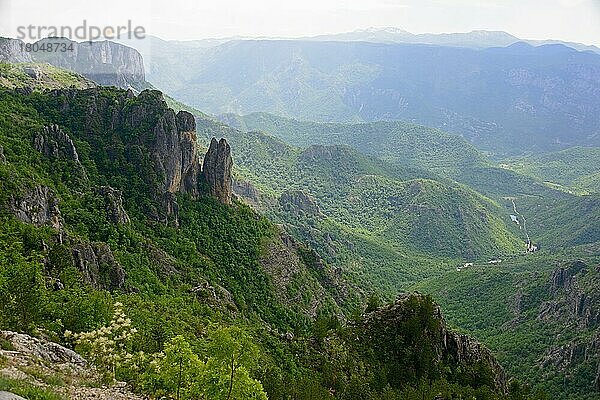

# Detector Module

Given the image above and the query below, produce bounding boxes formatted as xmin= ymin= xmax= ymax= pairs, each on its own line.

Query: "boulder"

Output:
xmin=0 ymin=330 xmax=85 ymax=366
xmin=0 ymin=392 xmax=27 ymax=400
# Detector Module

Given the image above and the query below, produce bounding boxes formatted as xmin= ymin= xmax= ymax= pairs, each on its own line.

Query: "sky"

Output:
xmin=1 ymin=0 xmax=599 ymax=45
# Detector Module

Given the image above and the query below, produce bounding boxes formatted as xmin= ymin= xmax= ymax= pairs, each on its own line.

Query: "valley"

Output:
xmin=1 ymin=17 xmax=599 ymax=400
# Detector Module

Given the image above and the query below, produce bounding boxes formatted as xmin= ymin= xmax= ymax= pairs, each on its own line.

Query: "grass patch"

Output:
xmin=0 ymin=375 xmax=64 ymax=400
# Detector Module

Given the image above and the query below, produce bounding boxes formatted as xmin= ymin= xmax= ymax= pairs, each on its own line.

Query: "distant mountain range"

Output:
xmin=129 ymin=39 xmax=600 ymax=155
xmin=305 ymin=27 xmax=600 ymax=54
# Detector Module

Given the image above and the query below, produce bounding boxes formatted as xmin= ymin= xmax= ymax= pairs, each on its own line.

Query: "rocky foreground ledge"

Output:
xmin=0 ymin=331 xmax=142 ymax=400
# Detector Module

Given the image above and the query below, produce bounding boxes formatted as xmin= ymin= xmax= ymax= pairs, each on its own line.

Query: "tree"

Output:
xmin=202 ymin=326 xmax=268 ymax=400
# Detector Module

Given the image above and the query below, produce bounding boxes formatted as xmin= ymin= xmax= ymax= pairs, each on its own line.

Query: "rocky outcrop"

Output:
xmin=279 ymin=190 xmax=321 ymax=216
xmin=444 ymin=330 xmax=507 ymax=391
xmin=10 ymin=186 xmax=62 ymax=230
xmin=0 ymin=38 xmax=32 ymax=63
xmin=72 ymin=243 xmax=125 ymax=291
xmin=539 ymin=261 xmax=598 ymax=329
xmin=0 ymin=144 xmax=5 ymax=163
xmin=191 ymin=280 xmax=237 ymax=312
xmin=34 ymin=125 xmax=80 ymax=162
xmin=161 ymin=192 xmax=180 ymax=227
xmin=30 ymin=38 xmax=145 ymax=89
xmin=94 ymin=186 xmax=130 ymax=224
xmin=202 ymin=138 xmax=233 ymax=204
xmin=0 ymin=330 xmax=85 ymax=365
xmin=359 ymin=293 xmax=508 ymax=394
xmin=33 ymin=124 xmax=86 ymax=175
xmin=550 ymin=260 xmax=587 ymax=293
xmin=0 ymin=391 xmax=27 ymax=400
xmin=124 ymin=91 xmax=200 ymax=198
xmin=175 ymin=111 xmax=201 ymax=196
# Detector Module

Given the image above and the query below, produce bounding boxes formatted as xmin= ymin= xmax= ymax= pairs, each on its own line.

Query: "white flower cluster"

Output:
xmin=65 ymin=302 xmax=138 ymax=381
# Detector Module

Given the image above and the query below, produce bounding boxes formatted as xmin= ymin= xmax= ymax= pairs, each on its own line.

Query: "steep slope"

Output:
xmin=414 ymin=245 xmax=600 ymax=399
xmin=223 ymin=112 xmax=566 ymax=201
xmin=197 ymin=117 xmax=523 ymax=294
xmin=0 ymin=71 xmax=521 ymax=399
xmin=0 ymin=37 xmax=145 ymax=89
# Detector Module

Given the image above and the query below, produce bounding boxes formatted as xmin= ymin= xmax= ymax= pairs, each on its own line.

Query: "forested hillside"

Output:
xmin=0 ymin=69 xmax=528 ymax=399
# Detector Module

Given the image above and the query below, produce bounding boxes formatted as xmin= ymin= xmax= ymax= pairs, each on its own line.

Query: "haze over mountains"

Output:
xmin=113 ymin=30 xmax=600 ymax=156
xmin=1 ymin=25 xmax=600 ymax=399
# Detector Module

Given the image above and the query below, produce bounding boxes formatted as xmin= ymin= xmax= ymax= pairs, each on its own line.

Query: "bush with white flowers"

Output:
xmin=65 ymin=302 xmax=137 ymax=381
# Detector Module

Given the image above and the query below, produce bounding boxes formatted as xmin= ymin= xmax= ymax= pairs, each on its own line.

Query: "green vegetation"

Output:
xmin=0 ymin=83 xmax=527 ymax=399
xmin=414 ymin=245 xmax=600 ymax=400
xmin=0 ymin=375 xmax=64 ymax=400
xmin=0 ymin=62 xmax=94 ymax=91
xmin=502 ymin=147 xmax=600 ymax=194
xmin=199 ymin=117 xmax=524 ymax=294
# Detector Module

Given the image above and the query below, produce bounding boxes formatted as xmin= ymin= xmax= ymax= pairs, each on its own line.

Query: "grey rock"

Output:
xmin=72 ymin=243 xmax=125 ymax=291
xmin=233 ymin=179 xmax=261 ymax=205
xmin=202 ymin=138 xmax=233 ymax=204
xmin=361 ymin=293 xmax=508 ymax=394
xmin=191 ymin=280 xmax=237 ymax=312
xmin=161 ymin=192 xmax=180 ymax=227
xmin=10 ymin=186 xmax=62 ymax=230
xmin=28 ymin=38 xmax=145 ymax=89
xmin=0 ymin=144 xmax=5 ymax=163
xmin=94 ymin=186 xmax=130 ymax=224
xmin=0 ymin=38 xmax=33 ymax=62
xmin=34 ymin=125 xmax=80 ymax=162
xmin=122 ymin=92 xmax=201 ymax=203
xmin=0 ymin=391 xmax=27 ymax=400
xmin=0 ymin=330 xmax=85 ymax=366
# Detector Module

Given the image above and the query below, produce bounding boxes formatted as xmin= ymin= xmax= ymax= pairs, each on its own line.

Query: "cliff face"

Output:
xmin=537 ymin=261 xmax=600 ymax=394
xmin=202 ymin=138 xmax=233 ymax=204
xmin=0 ymin=37 xmax=32 ymax=62
xmin=0 ymin=37 xmax=145 ymax=89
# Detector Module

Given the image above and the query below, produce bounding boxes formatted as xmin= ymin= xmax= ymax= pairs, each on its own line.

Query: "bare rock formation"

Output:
xmin=233 ymin=179 xmax=263 ymax=209
xmin=202 ymin=138 xmax=233 ymax=204
xmin=72 ymin=243 xmax=126 ymax=291
xmin=359 ymin=293 xmax=508 ymax=394
xmin=0 ymin=330 xmax=85 ymax=366
xmin=33 ymin=125 xmax=81 ymax=163
xmin=10 ymin=186 xmax=62 ymax=230
xmin=0 ymin=38 xmax=33 ymax=63
xmin=94 ymin=186 xmax=130 ymax=225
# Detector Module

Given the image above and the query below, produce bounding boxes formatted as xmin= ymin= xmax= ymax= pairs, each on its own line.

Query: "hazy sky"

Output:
xmin=1 ymin=0 xmax=599 ymax=45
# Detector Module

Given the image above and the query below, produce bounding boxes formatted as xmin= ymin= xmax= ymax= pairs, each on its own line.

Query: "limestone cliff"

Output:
xmin=33 ymin=38 xmax=145 ymax=89
xmin=10 ymin=185 xmax=62 ymax=231
xmin=0 ymin=38 xmax=32 ymax=62
xmin=0 ymin=37 xmax=145 ymax=89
